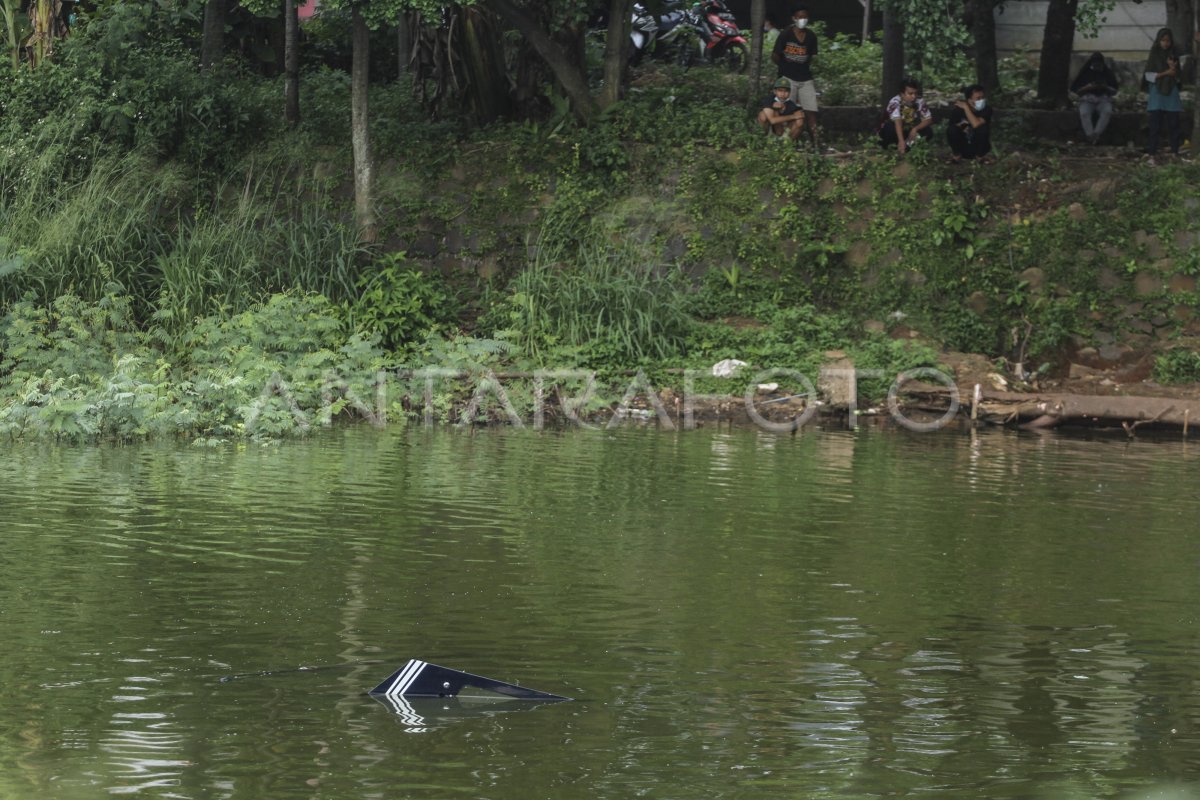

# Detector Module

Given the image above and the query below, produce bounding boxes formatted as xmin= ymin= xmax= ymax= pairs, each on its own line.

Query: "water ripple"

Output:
xmin=1 ymin=428 xmax=1200 ymax=798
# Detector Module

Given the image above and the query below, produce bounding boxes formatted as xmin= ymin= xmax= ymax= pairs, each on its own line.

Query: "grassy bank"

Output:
xmin=2 ymin=34 xmax=1199 ymax=440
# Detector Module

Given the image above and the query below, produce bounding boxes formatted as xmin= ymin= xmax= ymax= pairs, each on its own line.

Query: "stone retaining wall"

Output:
xmin=818 ymin=106 xmax=1194 ymax=147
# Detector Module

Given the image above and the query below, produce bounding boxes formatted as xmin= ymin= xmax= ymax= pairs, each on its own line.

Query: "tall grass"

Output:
xmin=0 ymin=147 xmax=369 ymax=325
xmin=155 ymin=164 xmax=369 ymax=324
xmin=503 ymin=221 xmax=693 ymax=363
xmin=0 ymin=150 xmax=179 ymax=310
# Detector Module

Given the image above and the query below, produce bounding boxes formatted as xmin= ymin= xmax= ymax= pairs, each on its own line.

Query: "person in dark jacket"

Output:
xmin=947 ymin=84 xmax=993 ymax=163
xmin=1071 ymin=52 xmax=1119 ymax=144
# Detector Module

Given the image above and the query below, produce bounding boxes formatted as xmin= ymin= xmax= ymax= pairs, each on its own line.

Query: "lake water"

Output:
xmin=3 ymin=426 xmax=1200 ymax=799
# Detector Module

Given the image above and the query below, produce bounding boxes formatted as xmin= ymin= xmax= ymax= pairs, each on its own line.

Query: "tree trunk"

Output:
xmin=489 ymin=0 xmax=598 ymax=124
xmin=600 ymin=0 xmax=631 ymax=108
xmin=28 ymin=0 xmax=65 ymax=66
xmin=461 ymin=8 xmax=512 ymax=122
xmin=284 ymin=0 xmax=299 ymax=125
xmin=1167 ymin=0 xmax=1192 ymax=54
xmin=969 ymin=0 xmax=1000 ymax=91
xmin=1036 ymin=0 xmax=1077 ymax=106
xmin=881 ymin=5 xmax=904 ymax=106
xmin=397 ymin=12 xmax=410 ymax=77
xmin=351 ymin=6 xmax=376 ymax=242
xmin=201 ymin=0 xmax=227 ymax=70
xmin=748 ymin=0 xmax=766 ymax=104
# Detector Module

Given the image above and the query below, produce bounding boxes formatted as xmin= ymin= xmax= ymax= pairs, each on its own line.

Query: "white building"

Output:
xmin=996 ymin=0 xmax=1176 ymax=59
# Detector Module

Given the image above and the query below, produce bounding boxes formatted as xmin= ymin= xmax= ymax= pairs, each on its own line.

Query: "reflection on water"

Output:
xmin=1 ymin=427 xmax=1200 ymax=798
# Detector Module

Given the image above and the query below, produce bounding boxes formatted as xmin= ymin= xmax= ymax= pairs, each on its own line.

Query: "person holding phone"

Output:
xmin=1144 ymin=28 xmax=1183 ymax=157
xmin=1071 ymin=52 xmax=1119 ymax=145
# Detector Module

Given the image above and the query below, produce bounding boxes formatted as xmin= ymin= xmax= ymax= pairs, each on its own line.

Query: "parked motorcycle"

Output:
xmin=629 ymin=1 xmax=697 ymax=67
xmin=678 ymin=0 xmax=748 ymax=73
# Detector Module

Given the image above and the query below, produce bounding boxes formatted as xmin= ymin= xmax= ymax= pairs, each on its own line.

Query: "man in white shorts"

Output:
xmin=771 ymin=5 xmax=820 ymax=150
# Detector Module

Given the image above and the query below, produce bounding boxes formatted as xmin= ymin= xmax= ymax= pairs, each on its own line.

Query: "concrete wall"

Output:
xmin=818 ymin=105 xmax=1192 ymax=146
xmin=996 ymin=0 xmax=1170 ymax=59
xmin=725 ymin=0 xmax=883 ymax=36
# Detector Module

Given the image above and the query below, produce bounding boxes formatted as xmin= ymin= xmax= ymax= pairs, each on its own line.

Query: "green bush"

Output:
xmin=1 ymin=290 xmax=142 ymax=382
xmin=601 ymin=85 xmax=758 ymax=150
xmin=0 ymin=150 xmax=366 ymax=322
xmin=687 ymin=267 xmax=811 ymax=321
xmin=0 ymin=155 xmax=179 ymax=312
xmin=103 ymin=50 xmax=275 ymax=170
xmin=0 ymin=17 xmax=276 ymax=175
xmin=1154 ymin=349 xmax=1200 ymax=385
xmin=933 ymin=305 xmax=1002 ymax=355
xmin=815 ymin=28 xmax=882 ymax=106
xmin=299 ymin=67 xmax=353 ymax=144
xmin=0 ymin=291 xmax=387 ymax=441
xmin=344 ymin=254 xmax=452 ymax=350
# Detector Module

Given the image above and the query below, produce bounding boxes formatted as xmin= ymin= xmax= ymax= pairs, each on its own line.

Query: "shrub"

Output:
xmin=815 ymin=28 xmax=882 ymax=106
xmin=1154 ymin=349 xmax=1200 ymax=385
xmin=0 ymin=291 xmax=387 ymax=441
xmin=344 ymin=253 xmax=452 ymax=350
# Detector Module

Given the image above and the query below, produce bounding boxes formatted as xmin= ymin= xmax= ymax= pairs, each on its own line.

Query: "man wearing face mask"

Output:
xmin=947 ymin=84 xmax=994 ymax=163
xmin=771 ymin=5 xmax=820 ymax=150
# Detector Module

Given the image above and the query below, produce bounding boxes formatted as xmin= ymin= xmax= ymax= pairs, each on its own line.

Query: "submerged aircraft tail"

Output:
xmin=369 ymin=659 xmax=571 ymax=701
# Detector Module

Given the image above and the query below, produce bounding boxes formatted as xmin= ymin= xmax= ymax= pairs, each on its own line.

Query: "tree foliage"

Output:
xmin=882 ymin=0 xmax=970 ymax=82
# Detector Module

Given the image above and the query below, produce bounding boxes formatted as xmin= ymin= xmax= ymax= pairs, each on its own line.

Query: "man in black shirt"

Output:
xmin=758 ymin=77 xmax=806 ymax=142
xmin=771 ymin=5 xmax=820 ymax=149
xmin=947 ymin=84 xmax=994 ymax=163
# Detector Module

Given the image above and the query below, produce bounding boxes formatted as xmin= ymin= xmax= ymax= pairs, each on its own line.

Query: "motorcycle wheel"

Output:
xmin=721 ymin=41 xmax=747 ymax=74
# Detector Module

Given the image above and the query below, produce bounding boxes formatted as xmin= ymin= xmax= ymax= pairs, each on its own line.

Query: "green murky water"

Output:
xmin=3 ymin=427 xmax=1200 ymax=799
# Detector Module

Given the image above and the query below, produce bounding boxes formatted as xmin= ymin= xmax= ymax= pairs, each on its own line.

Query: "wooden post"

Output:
xmin=860 ymin=0 xmax=871 ymax=43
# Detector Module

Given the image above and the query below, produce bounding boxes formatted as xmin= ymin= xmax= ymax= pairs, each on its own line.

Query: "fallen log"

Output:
xmin=976 ymin=390 xmax=1198 ymax=430
xmin=899 ymin=382 xmax=1200 ymax=431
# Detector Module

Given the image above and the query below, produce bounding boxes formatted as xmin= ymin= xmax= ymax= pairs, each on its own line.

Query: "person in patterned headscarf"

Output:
xmin=1143 ymin=28 xmax=1183 ymax=157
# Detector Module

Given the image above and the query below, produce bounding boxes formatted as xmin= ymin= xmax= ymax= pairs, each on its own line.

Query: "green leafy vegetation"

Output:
xmin=0 ymin=292 xmax=388 ymax=441
xmin=1154 ymin=349 xmax=1200 ymax=385
xmin=1 ymin=8 xmax=1199 ymax=440
xmin=344 ymin=253 xmax=452 ymax=350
